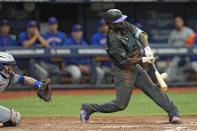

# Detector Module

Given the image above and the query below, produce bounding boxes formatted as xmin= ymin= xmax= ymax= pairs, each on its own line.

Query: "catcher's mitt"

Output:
xmin=37 ymin=79 xmax=52 ymax=102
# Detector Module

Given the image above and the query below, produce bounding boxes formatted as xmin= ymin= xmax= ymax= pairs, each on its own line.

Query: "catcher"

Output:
xmin=80 ymin=9 xmax=181 ymax=124
xmin=0 ymin=52 xmax=52 ymax=127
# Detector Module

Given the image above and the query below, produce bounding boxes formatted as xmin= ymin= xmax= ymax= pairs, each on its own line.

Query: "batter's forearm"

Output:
xmin=121 ymin=57 xmax=142 ymax=67
xmin=138 ymin=33 xmax=149 ymax=48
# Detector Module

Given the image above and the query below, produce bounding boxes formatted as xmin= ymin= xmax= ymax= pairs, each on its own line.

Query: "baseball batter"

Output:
xmin=80 ymin=9 xmax=181 ymax=124
xmin=0 ymin=52 xmax=51 ymax=127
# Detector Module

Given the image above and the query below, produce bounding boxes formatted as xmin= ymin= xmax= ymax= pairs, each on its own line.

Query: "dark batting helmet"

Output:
xmin=104 ymin=9 xmax=127 ymax=25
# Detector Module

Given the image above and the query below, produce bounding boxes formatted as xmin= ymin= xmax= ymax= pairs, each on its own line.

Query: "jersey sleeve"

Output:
xmin=10 ymin=73 xmax=25 ymax=84
xmin=126 ymin=22 xmax=148 ymax=39
xmin=91 ymin=34 xmax=99 ymax=45
xmin=61 ymin=33 xmax=67 ymax=45
xmin=18 ymin=32 xmax=27 ymax=46
xmin=42 ymin=34 xmax=48 ymax=40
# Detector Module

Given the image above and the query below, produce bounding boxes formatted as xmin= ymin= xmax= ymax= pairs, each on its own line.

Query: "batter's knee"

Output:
xmin=118 ymin=104 xmax=128 ymax=110
xmin=115 ymin=100 xmax=129 ymax=111
xmin=69 ymin=66 xmax=81 ymax=84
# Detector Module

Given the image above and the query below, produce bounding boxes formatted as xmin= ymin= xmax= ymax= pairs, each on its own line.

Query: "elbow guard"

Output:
xmin=135 ymin=28 xmax=148 ymax=39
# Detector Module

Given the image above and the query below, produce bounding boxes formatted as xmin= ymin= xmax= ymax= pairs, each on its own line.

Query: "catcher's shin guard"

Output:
xmin=0 ymin=106 xmax=21 ymax=126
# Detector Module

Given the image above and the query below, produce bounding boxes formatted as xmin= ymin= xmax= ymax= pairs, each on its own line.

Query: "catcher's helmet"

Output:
xmin=104 ymin=9 xmax=127 ymax=25
xmin=0 ymin=52 xmax=15 ymax=66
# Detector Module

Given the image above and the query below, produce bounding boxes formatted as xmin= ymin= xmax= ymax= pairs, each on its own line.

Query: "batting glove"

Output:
xmin=142 ymin=56 xmax=155 ymax=64
xmin=144 ymin=46 xmax=154 ymax=57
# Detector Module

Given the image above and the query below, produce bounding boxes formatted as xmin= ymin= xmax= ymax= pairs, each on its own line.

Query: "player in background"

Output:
xmin=0 ymin=19 xmax=17 ymax=47
xmin=166 ymin=17 xmax=193 ymax=82
xmin=38 ymin=17 xmax=67 ymax=82
xmin=91 ymin=19 xmax=111 ymax=84
xmin=185 ymin=19 xmax=197 ymax=77
xmin=80 ymin=9 xmax=181 ymax=124
xmin=42 ymin=17 xmax=67 ymax=46
xmin=18 ymin=20 xmax=48 ymax=47
xmin=91 ymin=19 xmax=108 ymax=46
xmin=0 ymin=52 xmax=51 ymax=127
xmin=65 ymin=24 xmax=104 ymax=84
xmin=17 ymin=20 xmax=48 ymax=81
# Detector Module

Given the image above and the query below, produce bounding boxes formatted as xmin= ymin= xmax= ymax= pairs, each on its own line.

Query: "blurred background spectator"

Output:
xmin=0 ymin=19 xmax=17 ymax=47
xmin=91 ymin=19 xmax=111 ymax=84
xmin=18 ymin=20 xmax=48 ymax=47
xmin=38 ymin=17 xmax=68 ymax=82
xmin=17 ymin=20 xmax=48 ymax=80
xmin=65 ymin=24 xmax=104 ymax=84
xmin=168 ymin=17 xmax=193 ymax=46
xmin=166 ymin=17 xmax=193 ymax=82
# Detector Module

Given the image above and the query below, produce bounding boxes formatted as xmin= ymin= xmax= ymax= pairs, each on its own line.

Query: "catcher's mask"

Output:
xmin=0 ymin=52 xmax=17 ymax=78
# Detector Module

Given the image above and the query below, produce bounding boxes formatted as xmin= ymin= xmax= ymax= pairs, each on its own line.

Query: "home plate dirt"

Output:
xmin=1 ymin=116 xmax=197 ymax=131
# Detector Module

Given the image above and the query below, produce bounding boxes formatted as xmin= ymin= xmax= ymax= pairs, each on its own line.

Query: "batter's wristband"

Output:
xmin=34 ymin=81 xmax=41 ymax=88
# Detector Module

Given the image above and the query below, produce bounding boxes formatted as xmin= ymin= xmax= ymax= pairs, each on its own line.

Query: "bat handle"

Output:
xmin=152 ymin=63 xmax=157 ymax=71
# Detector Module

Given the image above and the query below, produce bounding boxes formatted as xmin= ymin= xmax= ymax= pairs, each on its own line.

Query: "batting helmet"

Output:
xmin=104 ymin=9 xmax=127 ymax=25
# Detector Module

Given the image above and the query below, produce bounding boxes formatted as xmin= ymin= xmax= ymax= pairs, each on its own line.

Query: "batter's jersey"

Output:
xmin=106 ymin=21 xmax=142 ymax=68
xmin=0 ymin=73 xmax=22 ymax=94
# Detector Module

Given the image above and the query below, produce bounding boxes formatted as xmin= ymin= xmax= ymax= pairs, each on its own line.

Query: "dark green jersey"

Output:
xmin=106 ymin=21 xmax=142 ymax=68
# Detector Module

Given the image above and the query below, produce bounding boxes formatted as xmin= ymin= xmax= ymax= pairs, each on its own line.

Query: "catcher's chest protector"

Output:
xmin=0 ymin=106 xmax=21 ymax=125
xmin=0 ymin=72 xmax=22 ymax=94
xmin=0 ymin=75 xmax=9 ymax=94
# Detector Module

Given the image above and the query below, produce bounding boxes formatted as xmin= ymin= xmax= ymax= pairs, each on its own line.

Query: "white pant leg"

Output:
xmin=191 ymin=61 xmax=197 ymax=73
xmin=102 ymin=66 xmax=111 ymax=74
xmin=96 ymin=66 xmax=105 ymax=85
xmin=40 ymin=61 xmax=60 ymax=74
xmin=166 ymin=57 xmax=181 ymax=82
xmin=34 ymin=63 xmax=48 ymax=81
xmin=40 ymin=62 xmax=61 ymax=83
xmin=65 ymin=65 xmax=81 ymax=84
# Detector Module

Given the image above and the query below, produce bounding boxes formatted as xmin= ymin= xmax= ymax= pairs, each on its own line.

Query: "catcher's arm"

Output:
xmin=17 ymin=76 xmax=52 ymax=102
xmin=23 ymin=76 xmax=41 ymax=88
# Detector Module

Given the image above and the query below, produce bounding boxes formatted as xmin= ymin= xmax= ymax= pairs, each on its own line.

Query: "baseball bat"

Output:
xmin=152 ymin=63 xmax=168 ymax=91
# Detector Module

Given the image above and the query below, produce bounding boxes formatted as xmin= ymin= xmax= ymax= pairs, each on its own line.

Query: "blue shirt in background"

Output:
xmin=43 ymin=31 xmax=67 ymax=46
xmin=0 ymin=35 xmax=17 ymax=47
xmin=65 ymin=36 xmax=90 ymax=65
xmin=42 ymin=31 xmax=67 ymax=64
xmin=18 ymin=31 xmax=39 ymax=46
xmin=91 ymin=31 xmax=112 ymax=67
xmin=91 ymin=32 xmax=106 ymax=46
